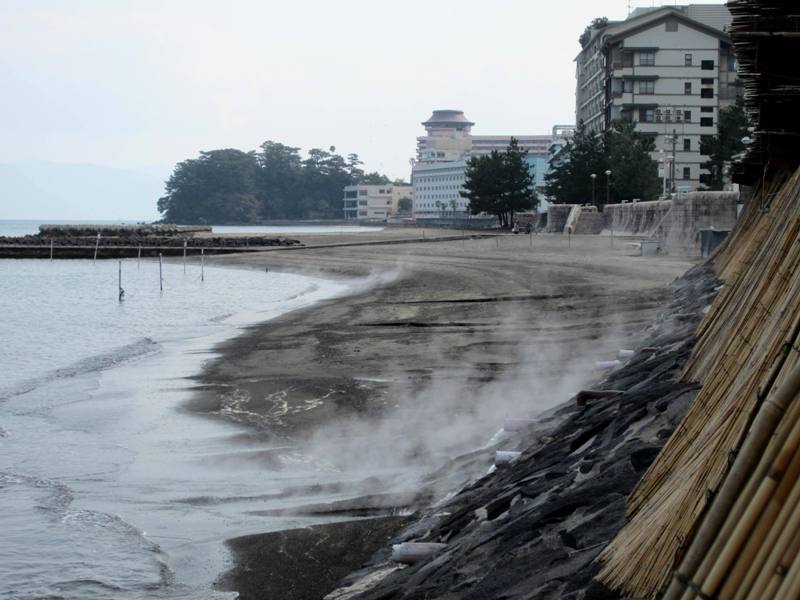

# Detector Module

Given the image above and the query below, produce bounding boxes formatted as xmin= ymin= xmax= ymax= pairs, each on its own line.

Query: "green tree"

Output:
xmin=256 ymin=141 xmax=303 ymax=219
xmin=397 ymin=197 xmax=413 ymax=214
xmin=461 ymin=139 xmax=537 ymax=228
xmin=579 ymin=17 xmax=609 ymax=48
xmin=461 ymin=151 xmax=505 ymax=224
xmin=545 ymin=120 xmax=660 ymax=207
xmin=500 ymin=138 xmax=538 ymax=224
xmin=359 ymin=172 xmax=392 ymax=185
xmin=700 ymin=96 xmax=749 ymax=190
xmin=545 ymin=122 xmax=606 ymax=205
xmin=157 ymin=141 xmax=394 ymax=223
xmin=158 ymin=149 xmax=260 ymax=224
xmin=604 ymin=120 xmax=659 ymax=203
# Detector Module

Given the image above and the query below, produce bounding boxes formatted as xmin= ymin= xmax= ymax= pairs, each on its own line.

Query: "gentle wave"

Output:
xmin=0 ymin=337 xmax=161 ymax=402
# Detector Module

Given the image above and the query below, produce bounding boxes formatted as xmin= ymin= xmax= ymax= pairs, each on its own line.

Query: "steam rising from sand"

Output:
xmin=298 ymin=265 xmax=633 ymax=495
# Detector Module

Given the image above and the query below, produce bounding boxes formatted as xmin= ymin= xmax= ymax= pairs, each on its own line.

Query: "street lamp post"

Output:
xmin=590 ymin=173 xmax=597 ymax=206
xmin=605 ymin=170 xmax=613 ymax=248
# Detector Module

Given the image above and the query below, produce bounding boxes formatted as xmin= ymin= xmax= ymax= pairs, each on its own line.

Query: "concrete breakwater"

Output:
xmin=0 ymin=224 xmax=302 ymax=258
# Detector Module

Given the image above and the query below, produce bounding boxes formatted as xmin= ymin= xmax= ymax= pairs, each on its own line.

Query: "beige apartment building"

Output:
xmin=575 ymin=5 xmax=741 ymax=191
xmin=342 ymin=184 xmax=413 ymax=220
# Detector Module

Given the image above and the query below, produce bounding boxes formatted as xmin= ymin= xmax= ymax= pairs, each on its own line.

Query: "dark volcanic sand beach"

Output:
xmin=190 ymin=229 xmax=696 ymax=599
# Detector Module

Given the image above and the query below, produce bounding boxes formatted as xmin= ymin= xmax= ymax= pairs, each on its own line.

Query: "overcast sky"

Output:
xmin=1 ymin=0 xmax=728 ymax=182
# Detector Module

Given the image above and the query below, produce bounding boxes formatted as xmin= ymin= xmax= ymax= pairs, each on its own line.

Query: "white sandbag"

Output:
xmin=391 ymin=542 xmax=447 ymax=564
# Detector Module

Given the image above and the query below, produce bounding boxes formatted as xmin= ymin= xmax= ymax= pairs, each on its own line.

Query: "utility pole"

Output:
xmin=591 ymin=173 xmax=597 ymax=206
xmin=671 ymin=128 xmax=677 ymax=194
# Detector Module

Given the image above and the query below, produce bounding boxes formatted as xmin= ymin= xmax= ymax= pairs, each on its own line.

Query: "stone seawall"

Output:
xmin=604 ymin=192 xmax=739 ymax=253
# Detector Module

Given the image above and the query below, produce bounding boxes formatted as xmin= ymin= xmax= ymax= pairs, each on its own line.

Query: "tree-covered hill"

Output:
xmin=157 ymin=142 xmax=392 ymax=224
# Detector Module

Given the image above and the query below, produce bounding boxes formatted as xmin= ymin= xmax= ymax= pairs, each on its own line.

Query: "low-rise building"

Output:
xmin=343 ymin=184 xmax=413 ymax=220
xmin=411 ymin=160 xmax=468 ymax=219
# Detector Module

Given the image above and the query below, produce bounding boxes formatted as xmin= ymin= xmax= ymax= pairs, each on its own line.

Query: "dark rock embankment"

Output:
xmin=327 ymin=264 xmax=718 ymax=600
xmin=0 ymin=233 xmax=301 ymax=259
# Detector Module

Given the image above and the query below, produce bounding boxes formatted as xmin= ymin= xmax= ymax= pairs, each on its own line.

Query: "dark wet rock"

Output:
xmin=327 ymin=264 xmax=717 ymax=600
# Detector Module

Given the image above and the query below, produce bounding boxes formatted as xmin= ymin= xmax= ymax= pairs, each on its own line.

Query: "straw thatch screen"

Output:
xmin=596 ymin=167 xmax=800 ymax=597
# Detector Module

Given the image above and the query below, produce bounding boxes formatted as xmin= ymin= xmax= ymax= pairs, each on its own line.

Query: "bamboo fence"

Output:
xmin=596 ymin=167 xmax=800 ymax=597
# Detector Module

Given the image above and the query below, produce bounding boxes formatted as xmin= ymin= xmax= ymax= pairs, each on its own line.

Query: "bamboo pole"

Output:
xmin=663 ymin=359 xmax=800 ymax=600
xmin=772 ymin=537 xmax=800 ymax=600
xmin=699 ymin=413 xmax=800 ymax=597
xmin=680 ymin=460 xmax=766 ymax=600
xmin=724 ymin=426 xmax=800 ymax=599
xmin=743 ymin=479 xmax=800 ymax=599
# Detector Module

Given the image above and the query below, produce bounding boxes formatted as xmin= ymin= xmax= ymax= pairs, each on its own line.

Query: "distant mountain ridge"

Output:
xmin=0 ymin=161 xmax=168 ymax=220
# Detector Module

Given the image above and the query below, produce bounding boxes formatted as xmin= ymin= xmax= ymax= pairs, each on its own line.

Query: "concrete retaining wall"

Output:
xmin=604 ymin=191 xmax=739 ymax=253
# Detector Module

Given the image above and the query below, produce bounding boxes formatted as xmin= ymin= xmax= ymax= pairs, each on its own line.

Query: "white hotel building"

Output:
xmin=575 ymin=5 xmax=740 ymax=191
xmin=411 ymin=110 xmax=554 ymax=218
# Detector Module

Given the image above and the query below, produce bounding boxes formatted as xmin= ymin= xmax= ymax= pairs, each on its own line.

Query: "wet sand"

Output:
xmin=191 ymin=228 xmax=696 ymax=599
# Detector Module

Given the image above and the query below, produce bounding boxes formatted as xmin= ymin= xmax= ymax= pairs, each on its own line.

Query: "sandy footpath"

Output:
xmin=191 ymin=228 xmax=696 ymax=599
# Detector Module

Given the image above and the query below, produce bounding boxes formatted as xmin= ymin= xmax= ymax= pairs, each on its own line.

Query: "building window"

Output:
xmin=639 ymin=52 xmax=655 ymax=66
xmin=701 ymin=78 xmax=714 ymax=85
xmin=345 ymin=191 xmax=357 ymax=199
xmin=684 ymin=110 xmax=692 ymax=122
xmin=358 ymin=190 xmax=367 ymax=196
xmin=701 ymin=117 xmax=714 ymax=127
xmin=685 ymin=53 xmax=693 ymax=66
xmin=623 ymin=79 xmax=634 ymax=93
xmin=358 ymin=200 xmax=368 ymax=206
xmin=685 ymin=82 xmax=693 ymax=95
xmin=701 ymin=88 xmax=714 ymax=98
xmin=639 ymin=107 xmax=655 ymax=122
xmin=666 ymin=20 xmax=678 ymax=32
xmin=683 ymin=138 xmax=691 ymax=151
xmin=701 ymin=59 xmax=715 ymax=70
xmin=639 ymin=80 xmax=655 ymax=94
xmin=701 ymin=106 xmax=714 ymax=113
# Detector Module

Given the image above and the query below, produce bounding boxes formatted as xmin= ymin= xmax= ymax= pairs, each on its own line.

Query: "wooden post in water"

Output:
xmin=200 ymin=248 xmax=204 ymax=282
xmin=159 ymin=253 xmax=163 ymax=292
xmin=137 ymin=245 xmax=141 ymax=269
xmin=93 ymin=233 xmax=101 ymax=262
xmin=118 ymin=260 xmax=124 ymax=302
xmin=496 ymin=232 xmax=499 ymax=249
xmin=530 ymin=229 xmax=533 ymax=248
xmin=183 ymin=240 xmax=187 ymax=274
xmin=50 ymin=238 xmax=54 ymax=260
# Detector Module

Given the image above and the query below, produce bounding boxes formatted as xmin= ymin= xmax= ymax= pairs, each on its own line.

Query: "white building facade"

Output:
xmin=411 ymin=110 xmax=553 ymax=218
xmin=343 ymin=184 xmax=413 ymax=220
xmin=575 ymin=5 xmax=740 ymax=191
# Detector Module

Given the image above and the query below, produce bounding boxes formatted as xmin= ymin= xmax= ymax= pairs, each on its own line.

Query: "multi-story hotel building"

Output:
xmin=412 ymin=110 xmax=554 ymax=218
xmin=575 ymin=5 xmax=740 ymax=191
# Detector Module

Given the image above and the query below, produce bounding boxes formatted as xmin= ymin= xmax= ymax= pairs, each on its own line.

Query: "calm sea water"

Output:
xmin=0 ymin=257 xmax=354 ymax=599
xmin=0 ymin=220 xmax=383 ymax=237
